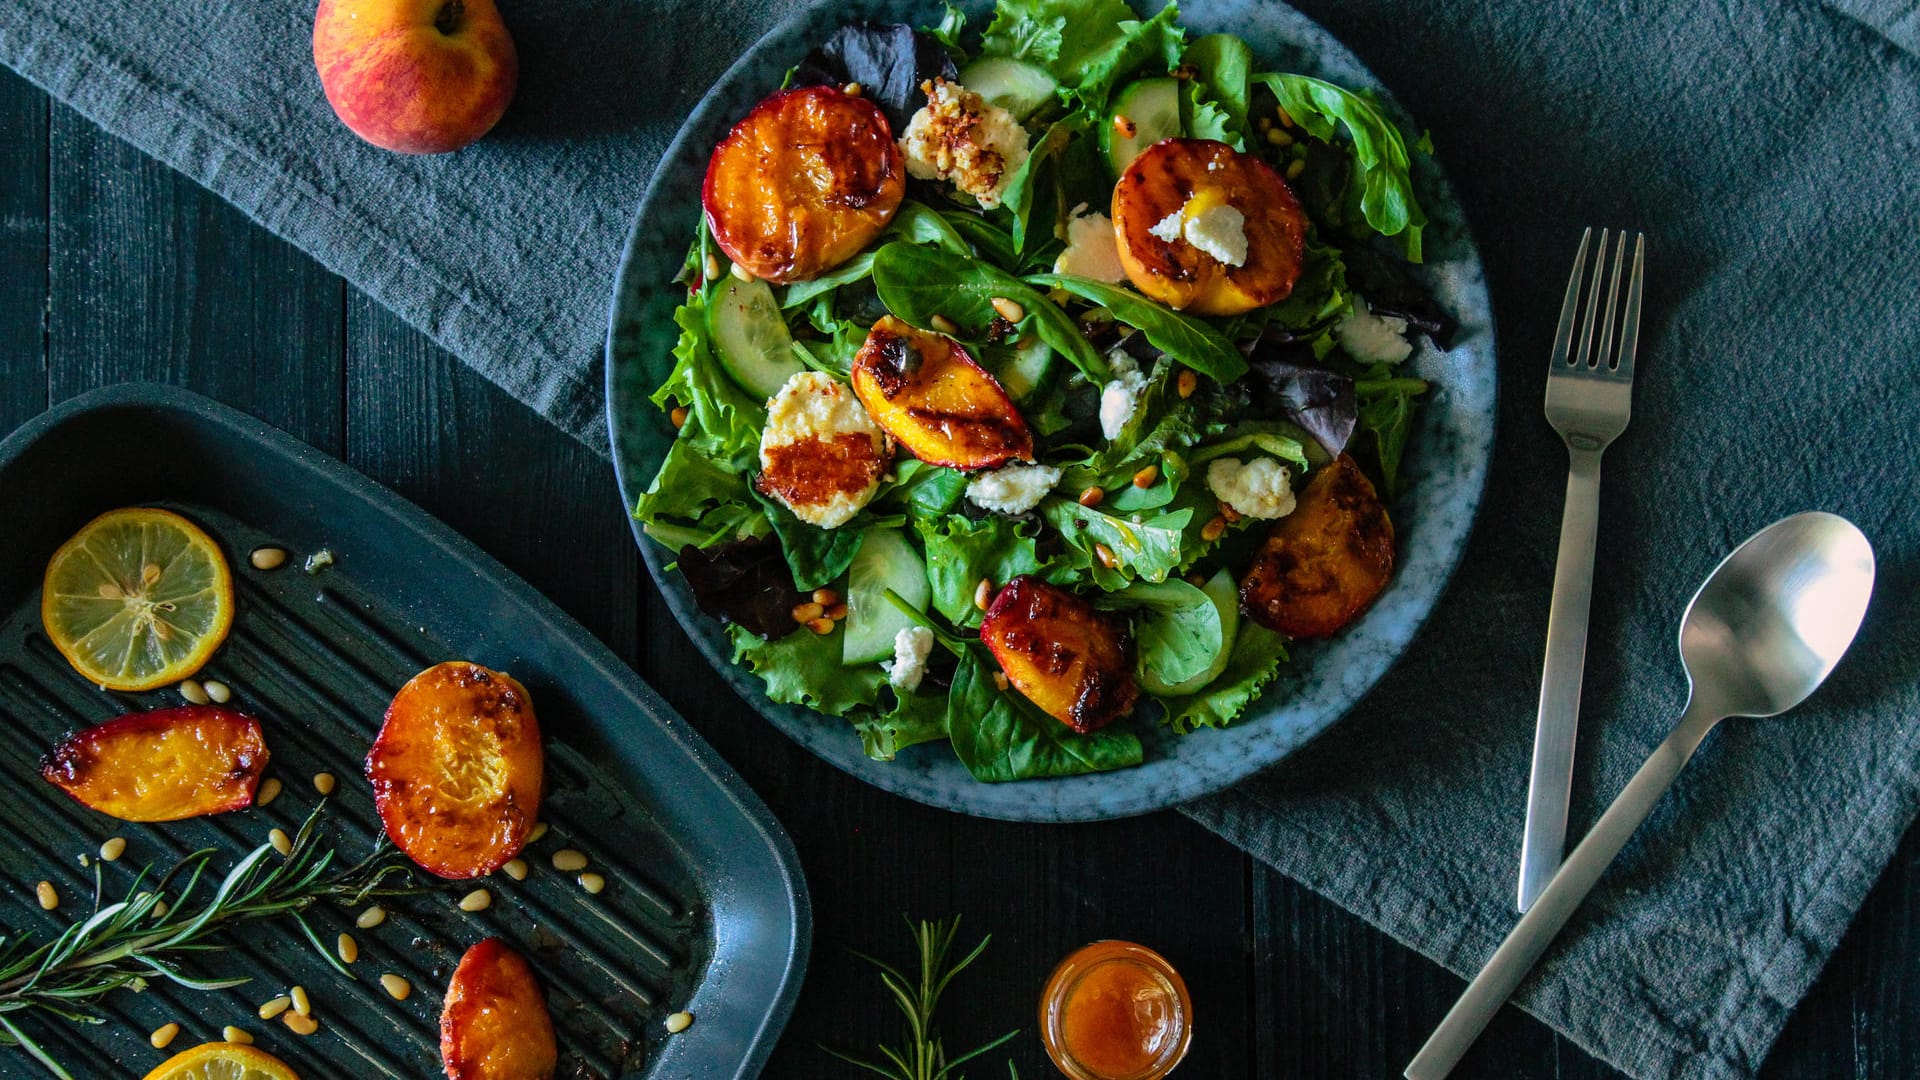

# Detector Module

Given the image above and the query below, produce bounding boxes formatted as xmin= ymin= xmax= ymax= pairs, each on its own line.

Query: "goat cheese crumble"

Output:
xmin=1147 ymin=197 xmax=1249 ymax=267
xmin=899 ymin=79 xmax=1030 ymax=209
xmin=966 ymin=462 xmax=1062 ymax=515
xmin=1334 ymin=296 xmax=1414 ymax=365
xmin=1207 ymin=457 xmax=1298 ymax=520
xmin=1098 ymin=348 xmax=1150 ymax=441
xmin=884 ymin=625 xmax=936 ymax=693
xmin=1053 ymin=210 xmax=1128 ymax=283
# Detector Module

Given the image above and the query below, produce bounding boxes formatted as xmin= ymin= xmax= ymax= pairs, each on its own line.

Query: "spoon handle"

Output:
xmin=1406 ymin=702 xmax=1721 ymax=1079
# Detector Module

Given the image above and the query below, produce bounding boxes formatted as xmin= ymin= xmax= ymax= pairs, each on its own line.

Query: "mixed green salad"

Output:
xmin=635 ymin=0 xmax=1453 ymax=782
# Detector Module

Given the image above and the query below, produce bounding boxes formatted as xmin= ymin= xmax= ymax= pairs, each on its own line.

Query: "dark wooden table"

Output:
xmin=2 ymin=65 xmax=1914 ymax=1079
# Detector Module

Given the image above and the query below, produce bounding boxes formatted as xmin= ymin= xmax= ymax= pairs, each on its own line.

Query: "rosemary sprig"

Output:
xmin=824 ymin=916 xmax=1020 ymax=1080
xmin=0 ymin=800 xmax=420 ymax=1079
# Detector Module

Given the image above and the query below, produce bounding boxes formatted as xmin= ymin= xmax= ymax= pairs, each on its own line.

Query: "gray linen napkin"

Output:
xmin=2 ymin=1 xmax=1915 ymax=1076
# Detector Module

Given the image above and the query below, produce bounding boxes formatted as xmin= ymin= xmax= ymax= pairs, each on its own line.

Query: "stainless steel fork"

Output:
xmin=1516 ymin=227 xmax=1645 ymax=913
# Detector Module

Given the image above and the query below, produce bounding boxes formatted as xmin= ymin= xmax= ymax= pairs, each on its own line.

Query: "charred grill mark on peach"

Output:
xmin=851 ymin=316 xmax=1033 ymax=470
xmin=980 ymin=576 xmax=1138 ymax=734
xmin=1239 ymin=456 xmax=1395 ymax=639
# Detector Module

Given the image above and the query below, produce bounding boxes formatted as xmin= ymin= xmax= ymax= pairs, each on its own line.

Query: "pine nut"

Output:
xmin=665 ymin=1011 xmax=694 ymax=1034
xmin=250 ymin=546 xmax=288 ymax=571
xmin=1265 ymin=126 xmax=1288 ymax=146
xmin=223 ymin=1026 xmax=253 ymax=1044
xmin=702 ymin=253 xmax=721 ymax=281
xmin=526 ymin=822 xmax=549 ymax=844
xmin=1177 ymin=369 xmax=1198 ymax=398
xmin=992 ymin=671 xmax=1010 ymax=691
xmin=825 ymin=603 xmax=849 ymax=621
xmin=670 ymin=406 xmax=688 ymax=429
xmin=205 ymin=679 xmax=233 ymax=704
xmin=380 ymin=974 xmax=411 ymax=1001
xmin=283 ymin=1011 xmax=319 ymax=1036
xmin=812 ymin=588 xmax=840 ymax=607
xmin=1276 ymin=105 xmax=1294 ymax=127
xmin=458 ymin=888 xmax=492 ymax=912
xmin=100 ymin=837 xmax=126 ymax=862
xmin=1257 ymin=116 xmax=1273 ymax=133
xmin=256 ymin=777 xmax=282 ymax=808
xmin=805 ymin=617 xmax=834 ymax=635
xmin=1201 ymin=515 xmax=1229 ymax=541
xmin=791 ymin=602 xmax=824 ymax=623
xmin=843 ymin=81 xmax=864 ymax=97
xmin=1078 ymin=486 xmax=1105 ymax=507
xmin=930 ymin=314 xmax=958 ymax=335
xmin=257 ymin=996 xmax=292 ymax=1020
xmin=1095 ymin=543 xmax=1119 ymax=569
xmin=990 ymin=297 xmax=1025 ymax=323
xmin=290 ymin=985 xmax=311 ymax=1017
xmin=150 ymin=1022 xmax=180 ymax=1049
xmin=356 ymin=905 xmax=387 ymax=929
xmin=1112 ymin=113 xmax=1137 ymax=138
xmin=729 ymin=261 xmax=754 ymax=283
xmin=578 ymin=872 xmax=606 ymax=895
xmin=1219 ymin=501 xmax=1244 ymax=524
xmin=974 ymin=578 xmax=993 ymax=610
xmin=313 ymin=772 xmax=336 ymax=796
xmin=269 ymin=829 xmax=292 ymax=856
xmin=337 ymin=933 xmax=358 ymax=965
xmin=552 ymin=849 xmax=589 ymax=872
xmin=179 ymin=679 xmax=210 ymax=705
xmin=35 ymin=881 xmax=56 ymax=910
xmin=1132 ymin=464 xmax=1160 ymax=488
xmin=503 ymin=858 xmax=528 ymax=882
xmin=1286 ymin=158 xmax=1306 ymax=180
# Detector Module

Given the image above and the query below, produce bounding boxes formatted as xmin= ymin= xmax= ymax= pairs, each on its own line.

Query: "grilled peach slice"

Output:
xmin=440 ymin=937 xmax=558 ymax=1080
xmin=367 ymin=662 xmax=543 ymax=880
xmin=703 ymin=85 xmax=905 ymax=283
xmin=1240 ymin=455 xmax=1395 ymax=638
xmin=980 ymin=576 xmax=1138 ymax=733
xmin=41 ymin=706 xmax=267 ymax=821
xmin=850 ymin=316 xmax=1033 ymax=470
xmin=1112 ymin=138 xmax=1307 ymax=316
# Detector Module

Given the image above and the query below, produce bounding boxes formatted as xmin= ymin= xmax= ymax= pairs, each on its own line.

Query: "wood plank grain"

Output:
xmin=0 ymin=69 xmax=48 ymax=426
xmin=45 ymin=103 xmax=342 ymax=447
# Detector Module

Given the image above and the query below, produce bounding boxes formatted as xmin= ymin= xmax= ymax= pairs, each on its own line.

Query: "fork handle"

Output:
xmin=1517 ymin=445 xmax=1604 ymax=912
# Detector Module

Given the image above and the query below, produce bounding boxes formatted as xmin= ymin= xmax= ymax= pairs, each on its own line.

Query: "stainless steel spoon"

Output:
xmin=1407 ymin=511 xmax=1876 ymax=1079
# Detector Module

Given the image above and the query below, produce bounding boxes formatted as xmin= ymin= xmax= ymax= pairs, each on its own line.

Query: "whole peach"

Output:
xmin=313 ymin=0 xmax=518 ymax=155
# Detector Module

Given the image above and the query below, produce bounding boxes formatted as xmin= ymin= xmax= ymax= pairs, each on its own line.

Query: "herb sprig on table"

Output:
xmin=0 ymin=802 xmax=420 ymax=1079
xmin=825 ymin=916 xmax=1021 ymax=1080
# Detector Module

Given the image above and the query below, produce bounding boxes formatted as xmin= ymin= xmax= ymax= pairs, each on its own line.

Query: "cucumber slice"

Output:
xmin=992 ymin=335 xmax=1056 ymax=406
xmin=1104 ymin=77 xmax=1181 ymax=176
xmin=1142 ymin=569 xmax=1241 ymax=696
xmin=958 ymin=57 xmax=1059 ymax=121
xmin=844 ymin=528 xmax=931 ymax=664
xmin=709 ymin=274 xmax=804 ymax=400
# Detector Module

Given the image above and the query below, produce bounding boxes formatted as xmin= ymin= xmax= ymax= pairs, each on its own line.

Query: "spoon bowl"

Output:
xmin=1680 ymin=511 xmax=1876 ymax=719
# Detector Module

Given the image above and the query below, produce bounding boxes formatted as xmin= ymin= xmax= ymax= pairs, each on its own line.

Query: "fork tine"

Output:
xmin=1573 ymin=229 xmax=1610 ymax=368
xmin=1594 ymin=230 xmax=1626 ymax=373
xmin=1548 ymin=227 xmax=1592 ymax=369
xmin=1614 ymin=233 xmax=1646 ymax=376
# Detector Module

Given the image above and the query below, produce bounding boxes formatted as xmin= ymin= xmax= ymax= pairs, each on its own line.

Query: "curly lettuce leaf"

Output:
xmin=917 ymin=515 xmax=1049 ymax=628
xmin=946 ymin=650 xmax=1143 ymax=780
xmin=980 ymin=0 xmax=1185 ymax=113
xmin=858 ymin=686 xmax=952 ymax=761
xmin=650 ymin=286 xmax=763 ymax=464
xmin=728 ymin=622 xmax=888 ymax=718
xmin=1256 ymin=73 xmax=1427 ymax=261
xmin=1182 ymin=33 xmax=1252 ymax=146
xmin=1159 ymin=622 xmax=1290 ymax=733
xmin=1040 ymin=498 xmax=1190 ymax=590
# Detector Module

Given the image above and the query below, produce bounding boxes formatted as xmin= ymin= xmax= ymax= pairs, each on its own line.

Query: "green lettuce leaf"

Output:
xmin=1159 ymin=622 xmax=1290 ymax=732
xmin=728 ymin=622 xmax=888 ymax=718
xmin=1040 ymin=498 xmax=1190 ymax=589
xmin=1353 ymin=368 xmax=1428 ymax=496
xmin=650 ymin=286 xmax=764 ymax=463
xmin=979 ymin=0 xmax=1185 ymax=113
xmin=1182 ymin=33 xmax=1252 ymax=146
xmin=872 ymin=242 xmax=1108 ymax=381
xmin=945 ymin=650 xmax=1143 ymax=780
xmin=1256 ymin=73 xmax=1428 ymax=261
xmin=917 ymin=515 xmax=1048 ymax=628
xmin=858 ymin=687 xmax=951 ymax=761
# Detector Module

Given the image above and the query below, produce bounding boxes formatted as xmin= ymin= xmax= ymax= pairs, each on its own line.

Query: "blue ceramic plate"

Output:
xmin=606 ymin=0 xmax=1496 ymax=822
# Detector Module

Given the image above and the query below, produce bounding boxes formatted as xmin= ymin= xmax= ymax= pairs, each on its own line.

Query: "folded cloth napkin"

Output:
xmin=3 ymin=0 xmax=1915 ymax=1076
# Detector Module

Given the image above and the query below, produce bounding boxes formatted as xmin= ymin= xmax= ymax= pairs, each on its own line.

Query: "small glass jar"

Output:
xmin=1039 ymin=940 xmax=1193 ymax=1080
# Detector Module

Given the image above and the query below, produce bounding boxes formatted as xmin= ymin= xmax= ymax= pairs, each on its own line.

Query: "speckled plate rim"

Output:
xmin=606 ymin=0 xmax=1497 ymax=823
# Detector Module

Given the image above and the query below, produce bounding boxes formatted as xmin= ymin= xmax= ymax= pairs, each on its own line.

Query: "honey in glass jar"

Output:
xmin=1039 ymin=940 xmax=1193 ymax=1079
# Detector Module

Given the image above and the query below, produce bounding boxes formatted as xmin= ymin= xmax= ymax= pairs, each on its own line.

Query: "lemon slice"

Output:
xmin=42 ymin=507 xmax=234 ymax=691
xmin=139 ymin=1043 xmax=301 ymax=1080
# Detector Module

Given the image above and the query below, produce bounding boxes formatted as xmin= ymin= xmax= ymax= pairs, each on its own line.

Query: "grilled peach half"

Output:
xmin=850 ymin=316 xmax=1033 ymax=470
xmin=367 ymin=662 xmax=543 ymax=880
xmin=440 ymin=937 xmax=558 ymax=1080
xmin=1112 ymin=138 xmax=1307 ymax=316
xmin=40 ymin=706 xmax=267 ymax=821
xmin=1240 ymin=455 xmax=1395 ymax=638
xmin=980 ymin=576 xmax=1138 ymax=733
xmin=703 ymin=85 xmax=905 ymax=283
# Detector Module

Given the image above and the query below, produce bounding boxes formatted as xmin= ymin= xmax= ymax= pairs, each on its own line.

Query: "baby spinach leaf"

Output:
xmin=1158 ymin=622 xmax=1291 ymax=733
xmin=946 ymin=650 xmax=1143 ymax=781
xmin=940 ymin=210 xmax=1020 ymax=267
xmin=881 ymin=459 xmax=970 ymax=517
xmin=728 ymin=622 xmax=888 ymax=718
xmin=872 ymin=243 xmax=1108 ymax=381
xmin=1028 ymin=273 xmax=1246 ymax=382
xmin=1099 ymin=579 xmax=1223 ymax=690
xmin=917 ymin=515 xmax=1048 ymax=628
xmin=1255 ymin=73 xmax=1428 ymax=261
xmin=756 ymin=494 xmax=902 ymax=592
xmin=782 ymin=202 xmax=969 ymax=309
